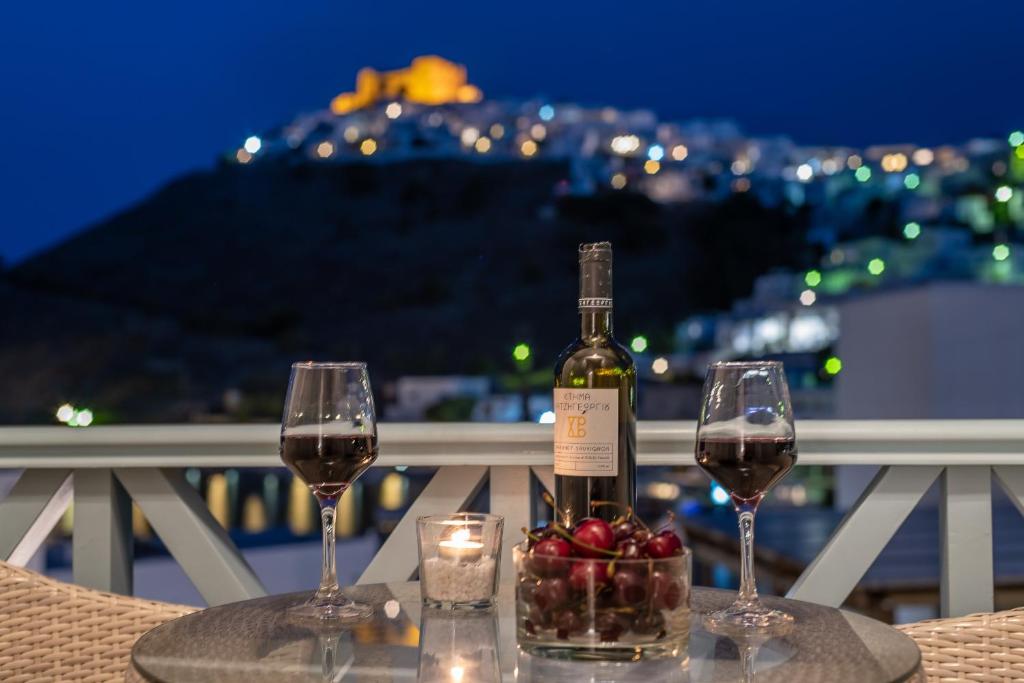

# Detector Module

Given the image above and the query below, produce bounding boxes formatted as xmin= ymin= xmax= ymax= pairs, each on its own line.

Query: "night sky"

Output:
xmin=2 ymin=0 xmax=1021 ymax=262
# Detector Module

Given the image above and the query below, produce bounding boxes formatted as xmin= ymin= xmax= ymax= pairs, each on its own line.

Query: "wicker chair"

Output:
xmin=898 ymin=607 xmax=1024 ymax=682
xmin=0 ymin=561 xmax=195 ymax=683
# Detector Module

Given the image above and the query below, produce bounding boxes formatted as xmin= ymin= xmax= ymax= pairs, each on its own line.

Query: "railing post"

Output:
xmin=940 ymin=466 xmax=994 ymax=617
xmin=73 ymin=468 xmax=133 ymax=594
xmin=490 ymin=466 xmax=534 ymax=579
xmin=0 ymin=469 xmax=72 ymax=565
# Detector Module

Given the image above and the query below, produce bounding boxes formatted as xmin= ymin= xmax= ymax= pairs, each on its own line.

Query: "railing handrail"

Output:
xmin=1 ymin=420 xmax=1024 ymax=468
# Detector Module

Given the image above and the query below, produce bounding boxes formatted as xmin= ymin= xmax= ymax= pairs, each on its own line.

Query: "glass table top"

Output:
xmin=132 ymin=582 xmax=923 ymax=682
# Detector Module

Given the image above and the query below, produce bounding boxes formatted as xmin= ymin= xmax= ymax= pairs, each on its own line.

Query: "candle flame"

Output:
xmin=449 ymin=666 xmax=465 ymax=682
xmin=451 ymin=527 xmax=471 ymax=544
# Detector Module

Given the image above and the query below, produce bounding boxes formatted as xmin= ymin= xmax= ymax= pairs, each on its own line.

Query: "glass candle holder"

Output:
xmin=417 ymin=513 xmax=503 ymax=610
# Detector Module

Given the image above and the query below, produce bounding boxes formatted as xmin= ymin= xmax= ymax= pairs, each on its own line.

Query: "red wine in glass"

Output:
xmin=696 ymin=436 xmax=796 ymax=505
xmin=281 ymin=433 xmax=378 ymax=501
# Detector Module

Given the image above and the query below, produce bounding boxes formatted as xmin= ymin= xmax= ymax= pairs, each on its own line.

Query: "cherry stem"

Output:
xmin=548 ymin=523 xmax=622 ymax=558
xmin=521 ymin=526 xmax=542 ymax=543
xmin=541 ymin=491 xmax=556 ymax=510
xmin=592 ymin=500 xmax=649 ymax=531
xmin=654 ymin=511 xmax=677 ymax=535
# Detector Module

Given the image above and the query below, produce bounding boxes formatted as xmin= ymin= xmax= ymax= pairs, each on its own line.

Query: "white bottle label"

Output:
xmin=553 ymin=388 xmax=619 ymax=476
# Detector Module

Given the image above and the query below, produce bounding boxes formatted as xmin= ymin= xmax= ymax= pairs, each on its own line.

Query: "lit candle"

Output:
xmin=438 ymin=526 xmax=483 ymax=563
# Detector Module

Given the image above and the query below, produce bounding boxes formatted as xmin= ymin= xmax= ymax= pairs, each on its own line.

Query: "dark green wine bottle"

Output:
xmin=553 ymin=242 xmax=637 ymax=526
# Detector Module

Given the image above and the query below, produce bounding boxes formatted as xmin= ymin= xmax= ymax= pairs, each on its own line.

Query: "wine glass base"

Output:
xmin=286 ymin=592 xmax=374 ymax=623
xmin=703 ymin=602 xmax=794 ymax=631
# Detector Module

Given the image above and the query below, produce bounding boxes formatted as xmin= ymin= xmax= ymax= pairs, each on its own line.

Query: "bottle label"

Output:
xmin=553 ymin=388 xmax=619 ymax=476
xmin=578 ymin=297 xmax=613 ymax=309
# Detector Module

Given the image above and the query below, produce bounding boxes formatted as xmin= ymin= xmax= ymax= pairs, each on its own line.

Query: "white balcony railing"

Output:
xmin=3 ymin=420 xmax=1024 ymax=618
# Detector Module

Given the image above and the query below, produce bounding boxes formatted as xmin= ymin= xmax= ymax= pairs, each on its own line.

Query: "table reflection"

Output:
xmin=417 ymin=607 xmax=501 ymax=682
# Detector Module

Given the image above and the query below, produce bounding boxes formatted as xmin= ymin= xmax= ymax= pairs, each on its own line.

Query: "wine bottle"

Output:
xmin=553 ymin=241 xmax=637 ymax=527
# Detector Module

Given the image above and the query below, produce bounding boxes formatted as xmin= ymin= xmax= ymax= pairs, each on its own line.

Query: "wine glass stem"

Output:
xmin=736 ymin=506 xmax=759 ymax=604
xmin=317 ymin=499 xmax=340 ymax=598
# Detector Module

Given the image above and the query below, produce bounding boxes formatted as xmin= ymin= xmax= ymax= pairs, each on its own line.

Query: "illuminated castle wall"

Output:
xmin=330 ymin=55 xmax=483 ymax=114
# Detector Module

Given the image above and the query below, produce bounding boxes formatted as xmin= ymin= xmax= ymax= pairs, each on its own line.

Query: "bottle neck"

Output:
xmin=580 ymin=308 xmax=613 ymax=340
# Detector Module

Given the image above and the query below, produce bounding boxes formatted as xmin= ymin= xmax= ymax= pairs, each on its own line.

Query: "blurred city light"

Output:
xmin=824 ymin=356 xmax=843 ymax=375
xmin=360 ymin=138 xmax=377 ymax=156
xmin=995 ymin=186 xmax=1014 ymax=202
xmin=652 ymin=357 xmax=669 ymax=374
xmin=489 ymin=123 xmax=505 ymax=139
xmin=912 ymin=148 xmax=934 ymax=166
xmin=993 ymin=244 xmax=1011 ymax=262
xmin=855 ymin=166 xmax=872 ymax=182
xmin=867 ymin=258 xmax=886 ymax=275
xmin=520 ymin=139 xmax=538 ymax=157
xmin=904 ymin=173 xmax=920 ymax=190
xmin=460 ymin=127 xmax=480 ymax=146
xmin=630 ymin=335 xmax=648 ymax=353
xmin=530 ymin=123 xmax=547 ymax=140
xmin=610 ymin=172 xmax=627 ymax=189
xmin=671 ymin=144 xmax=688 ymax=161
xmin=710 ymin=483 xmax=730 ymax=506
xmin=643 ymin=160 xmax=660 ymax=174
xmin=881 ymin=153 xmax=908 ymax=173
xmin=76 ymin=409 xmax=94 ymax=427
xmin=647 ymin=144 xmax=665 ymax=161
xmin=1009 ymin=131 xmax=1024 ymax=147
xmin=243 ymin=136 xmax=262 ymax=154
xmin=474 ymin=137 xmax=492 ymax=153
xmin=55 ymin=404 xmax=74 ymax=423
xmin=799 ymin=289 xmax=816 ymax=306
xmin=235 ymin=149 xmax=252 ymax=164
xmin=611 ymin=135 xmax=640 ymax=155
xmin=796 ymin=164 xmax=813 ymax=182
xmin=343 ymin=126 xmax=360 ymax=143
xmin=384 ymin=102 xmax=402 ymax=119
xmin=804 ymin=270 xmax=822 ymax=287
xmin=903 ymin=222 xmax=921 ymax=239
xmin=847 ymin=154 xmax=863 ymax=170
xmin=538 ymin=410 xmax=556 ymax=424
xmin=512 ymin=343 xmax=531 ymax=361
xmin=316 ymin=141 xmax=334 ymax=158
xmin=538 ymin=104 xmax=555 ymax=121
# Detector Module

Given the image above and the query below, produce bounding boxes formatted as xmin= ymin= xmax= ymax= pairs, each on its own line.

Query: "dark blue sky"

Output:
xmin=2 ymin=0 xmax=1021 ymax=262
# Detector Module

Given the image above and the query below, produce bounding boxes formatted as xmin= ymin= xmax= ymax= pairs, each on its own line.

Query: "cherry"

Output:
xmin=612 ymin=519 xmax=637 ymax=542
xmin=631 ymin=528 xmax=652 ymax=546
xmin=645 ymin=530 xmax=683 ymax=559
xmin=650 ymin=570 xmax=684 ymax=610
xmin=527 ymin=525 xmax=557 ymax=549
xmin=555 ymin=610 xmax=583 ymax=639
xmin=595 ymin=611 xmax=631 ymax=641
xmin=616 ymin=539 xmax=642 ymax=560
xmin=531 ymin=537 xmax=572 ymax=577
xmin=633 ymin=610 xmax=666 ymax=636
xmin=613 ymin=568 xmax=649 ymax=607
xmin=568 ymin=559 xmax=610 ymax=593
xmin=527 ymin=603 xmax=550 ymax=629
xmin=534 ymin=577 xmax=570 ymax=611
xmin=572 ymin=518 xmax=615 ymax=558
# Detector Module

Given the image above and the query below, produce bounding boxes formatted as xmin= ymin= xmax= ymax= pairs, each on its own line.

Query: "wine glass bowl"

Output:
xmin=280 ymin=361 xmax=378 ymax=621
xmin=695 ymin=361 xmax=796 ymax=629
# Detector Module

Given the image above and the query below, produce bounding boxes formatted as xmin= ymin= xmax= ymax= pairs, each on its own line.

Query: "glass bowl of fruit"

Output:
xmin=514 ymin=514 xmax=691 ymax=660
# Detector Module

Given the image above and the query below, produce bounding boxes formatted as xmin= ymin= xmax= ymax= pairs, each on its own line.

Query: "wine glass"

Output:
xmin=695 ymin=361 xmax=797 ymax=628
xmin=280 ymin=361 xmax=378 ymax=621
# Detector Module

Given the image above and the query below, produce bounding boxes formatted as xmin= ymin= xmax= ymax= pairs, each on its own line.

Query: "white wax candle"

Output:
xmin=437 ymin=526 xmax=483 ymax=563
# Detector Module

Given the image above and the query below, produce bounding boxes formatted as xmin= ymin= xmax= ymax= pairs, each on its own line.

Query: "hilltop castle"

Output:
xmin=330 ymin=55 xmax=483 ymax=114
